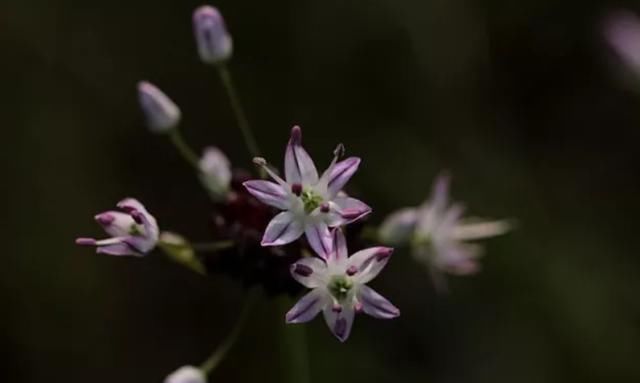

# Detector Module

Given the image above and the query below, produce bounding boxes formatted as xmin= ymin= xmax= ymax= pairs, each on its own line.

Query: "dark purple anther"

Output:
xmin=293 ymin=264 xmax=313 ymax=277
xmin=332 ymin=303 xmax=343 ymax=313
xmin=320 ymin=203 xmax=330 ymax=213
xmin=290 ymin=125 xmax=302 ymax=144
xmin=291 ymin=183 xmax=303 ymax=196
xmin=346 ymin=265 xmax=358 ymax=276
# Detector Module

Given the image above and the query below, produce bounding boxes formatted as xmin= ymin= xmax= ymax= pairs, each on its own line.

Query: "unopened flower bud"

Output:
xmin=137 ymin=81 xmax=181 ymax=133
xmin=193 ymin=6 xmax=233 ymax=64
xmin=199 ymin=147 xmax=232 ymax=201
xmin=164 ymin=365 xmax=206 ymax=383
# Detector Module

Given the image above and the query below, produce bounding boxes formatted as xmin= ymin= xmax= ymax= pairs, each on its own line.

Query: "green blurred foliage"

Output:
xmin=2 ymin=0 xmax=640 ymax=382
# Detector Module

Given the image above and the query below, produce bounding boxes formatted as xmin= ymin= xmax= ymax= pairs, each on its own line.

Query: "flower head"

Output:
xmin=164 ymin=365 xmax=206 ymax=383
xmin=75 ymin=198 xmax=159 ymax=256
xmin=193 ymin=5 xmax=233 ymax=64
xmin=286 ymin=229 xmax=399 ymax=342
xmin=137 ymin=81 xmax=181 ymax=133
xmin=379 ymin=174 xmax=511 ymax=276
xmin=199 ymin=146 xmax=232 ymax=201
xmin=243 ymin=126 xmax=371 ymax=258
xmin=605 ymin=10 xmax=640 ymax=75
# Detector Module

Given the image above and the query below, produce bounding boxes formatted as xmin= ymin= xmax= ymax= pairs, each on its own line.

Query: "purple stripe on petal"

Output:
xmin=293 ymin=264 xmax=313 ymax=277
xmin=243 ymin=180 xmax=290 ymax=210
xmin=358 ymin=285 xmax=400 ymax=319
xmin=286 ymin=290 xmax=324 ymax=323
xmin=327 ymin=157 xmax=360 ymax=196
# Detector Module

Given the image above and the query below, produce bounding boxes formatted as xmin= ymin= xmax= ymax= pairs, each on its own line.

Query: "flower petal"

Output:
xmin=330 ymin=196 xmax=371 ymax=225
xmin=290 ymin=257 xmax=328 ymax=288
xmin=304 ymin=221 xmax=333 ymax=259
xmin=243 ymin=180 xmax=291 ymax=210
xmin=323 ymin=304 xmax=355 ymax=342
xmin=284 ymin=126 xmax=318 ymax=185
xmin=326 ymin=157 xmax=360 ymax=197
xmin=347 ymin=247 xmax=394 ymax=284
xmin=261 ymin=211 xmax=304 ymax=247
xmin=358 ymin=285 xmax=400 ymax=319
xmin=378 ymin=207 xmax=419 ymax=245
xmin=97 ymin=241 xmax=141 ymax=257
xmin=452 ymin=220 xmax=512 ymax=241
xmin=286 ymin=289 xmax=326 ymax=323
xmin=117 ymin=198 xmax=159 ymax=243
xmin=95 ymin=211 xmax=136 ymax=238
xmin=433 ymin=242 xmax=482 ymax=275
xmin=331 ymin=228 xmax=348 ymax=265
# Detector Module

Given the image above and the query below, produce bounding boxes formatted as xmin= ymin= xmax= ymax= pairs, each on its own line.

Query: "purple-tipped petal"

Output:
xmin=75 ymin=237 xmax=96 ymax=246
xmin=243 ymin=180 xmax=291 ymax=210
xmin=434 ymin=242 xmax=482 ymax=276
xmin=304 ymin=221 xmax=333 ymax=259
xmin=330 ymin=228 xmax=348 ymax=265
xmin=331 ymin=196 xmax=371 ymax=225
xmin=261 ymin=212 xmax=304 ymax=247
xmin=430 ymin=173 xmax=451 ymax=213
xmin=286 ymin=289 xmax=325 ymax=324
xmin=96 ymin=242 xmax=140 ymax=257
xmin=95 ymin=211 xmax=136 ymax=237
xmin=290 ymin=257 xmax=328 ymax=288
xmin=327 ymin=157 xmax=360 ymax=197
xmin=323 ymin=305 xmax=355 ymax=342
xmin=378 ymin=207 xmax=419 ymax=245
xmin=358 ymin=285 xmax=400 ymax=319
xmin=451 ymin=220 xmax=512 ymax=241
xmin=284 ymin=126 xmax=318 ymax=185
xmin=347 ymin=247 xmax=394 ymax=284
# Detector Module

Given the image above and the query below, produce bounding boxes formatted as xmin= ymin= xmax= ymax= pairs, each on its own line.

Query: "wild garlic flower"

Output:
xmin=199 ymin=146 xmax=232 ymax=201
xmin=243 ymin=126 xmax=370 ymax=258
xmin=164 ymin=365 xmax=206 ymax=383
xmin=75 ymin=198 xmax=159 ymax=257
xmin=193 ymin=5 xmax=233 ymax=64
xmin=379 ymin=174 xmax=511 ymax=276
xmin=286 ymin=229 xmax=399 ymax=342
xmin=137 ymin=81 xmax=181 ymax=133
xmin=605 ymin=10 xmax=640 ymax=75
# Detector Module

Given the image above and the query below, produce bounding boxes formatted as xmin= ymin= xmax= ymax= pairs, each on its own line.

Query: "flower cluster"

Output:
xmin=74 ymin=4 xmax=513 ymax=382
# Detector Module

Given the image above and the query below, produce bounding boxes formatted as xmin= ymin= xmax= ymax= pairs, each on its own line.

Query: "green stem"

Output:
xmin=168 ymin=128 xmax=200 ymax=170
xmin=200 ymin=290 xmax=257 ymax=375
xmin=278 ymin=297 xmax=311 ymax=383
xmin=217 ymin=64 xmax=261 ymax=158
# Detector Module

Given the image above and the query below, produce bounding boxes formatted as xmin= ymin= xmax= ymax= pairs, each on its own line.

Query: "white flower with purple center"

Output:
xmin=75 ymin=198 xmax=159 ymax=257
xmin=243 ymin=126 xmax=371 ymax=258
xmin=379 ymin=174 xmax=511 ymax=276
xmin=286 ymin=229 xmax=399 ymax=342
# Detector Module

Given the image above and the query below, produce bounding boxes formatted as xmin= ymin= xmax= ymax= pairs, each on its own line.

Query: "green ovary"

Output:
xmin=328 ymin=275 xmax=353 ymax=302
xmin=301 ymin=189 xmax=323 ymax=214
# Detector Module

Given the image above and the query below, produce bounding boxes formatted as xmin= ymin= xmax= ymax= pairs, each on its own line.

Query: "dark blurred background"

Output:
xmin=3 ymin=0 xmax=640 ymax=382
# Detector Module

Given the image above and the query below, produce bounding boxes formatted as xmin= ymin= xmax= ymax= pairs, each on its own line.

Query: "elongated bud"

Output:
xmin=164 ymin=365 xmax=206 ymax=383
xmin=199 ymin=147 xmax=232 ymax=201
xmin=137 ymin=81 xmax=181 ymax=133
xmin=193 ymin=6 xmax=233 ymax=64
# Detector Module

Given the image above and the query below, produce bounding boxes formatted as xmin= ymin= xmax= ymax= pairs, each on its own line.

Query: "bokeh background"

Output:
xmin=3 ymin=0 xmax=640 ymax=382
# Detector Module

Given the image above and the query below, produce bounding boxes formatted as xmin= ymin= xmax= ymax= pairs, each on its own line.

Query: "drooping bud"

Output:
xmin=199 ymin=147 xmax=232 ymax=201
xmin=164 ymin=365 xmax=206 ymax=383
xmin=193 ymin=6 xmax=233 ymax=64
xmin=137 ymin=81 xmax=181 ymax=133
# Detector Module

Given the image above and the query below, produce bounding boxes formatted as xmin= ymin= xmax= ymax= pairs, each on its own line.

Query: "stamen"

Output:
xmin=252 ymin=157 xmax=288 ymax=186
xmin=293 ymin=264 xmax=313 ymax=277
xmin=346 ymin=265 xmax=358 ymax=276
xmin=320 ymin=202 xmax=330 ymax=213
xmin=130 ymin=210 xmax=144 ymax=224
xmin=354 ymin=301 xmax=363 ymax=313
xmin=291 ymin=183 xmax=303 ymax=196
xmin=333 ymin=143 xmax=345 ymax=158
xmin=332 ymin=302 xmax=342 ymax=313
